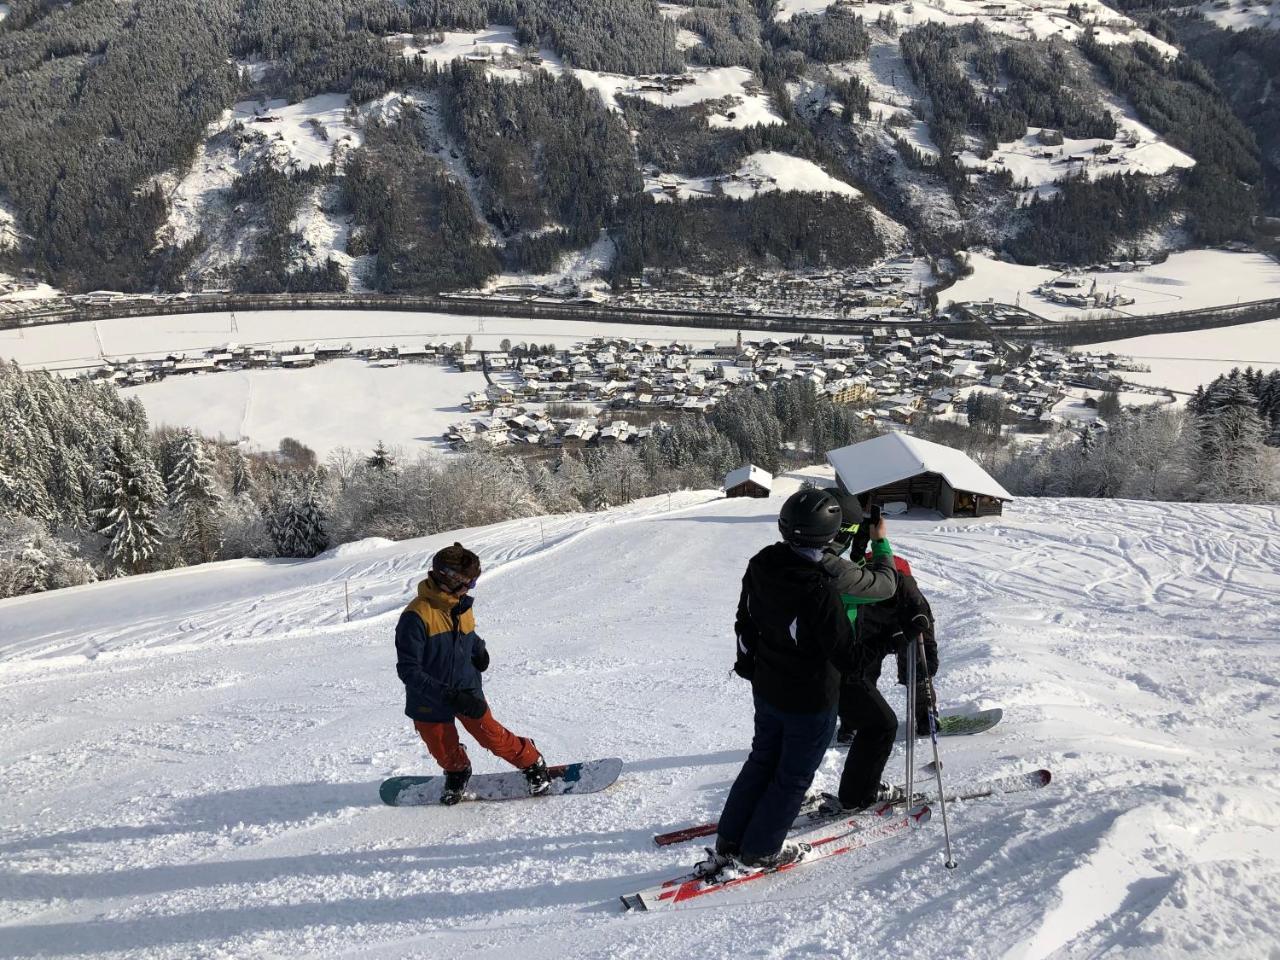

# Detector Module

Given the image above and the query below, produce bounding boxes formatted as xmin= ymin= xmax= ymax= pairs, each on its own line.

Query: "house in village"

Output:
xmin=724 ymin=464 xmax=772 ymax=499
xmin=827 ymin=432 xmax=1012 ymax=517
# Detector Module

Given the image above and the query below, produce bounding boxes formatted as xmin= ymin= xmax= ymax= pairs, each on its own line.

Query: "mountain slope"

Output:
xmin=0 ymin=479 xmax=1277 ymax=958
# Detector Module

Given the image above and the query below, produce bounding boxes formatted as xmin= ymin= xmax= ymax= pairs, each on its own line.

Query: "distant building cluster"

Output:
xmin=78 ymin=320 xmax=1152 ymax=448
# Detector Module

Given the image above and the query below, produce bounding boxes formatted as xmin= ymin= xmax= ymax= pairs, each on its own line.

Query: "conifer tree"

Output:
xmin=168 ymin=432 xmax=224 ymax=564
xmin=94 ymin=433 xmax=167 ymax=575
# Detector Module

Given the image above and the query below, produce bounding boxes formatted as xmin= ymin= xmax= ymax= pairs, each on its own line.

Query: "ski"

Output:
xmin=622 ymin=803 xmax=931 ymax=912
xmin=651 ymin=768 xmax=1050 ymax=847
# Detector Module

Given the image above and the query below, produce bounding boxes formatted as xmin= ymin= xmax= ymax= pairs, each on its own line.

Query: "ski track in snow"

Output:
xmin=0 ymin=483 xmax=1277 ymax=958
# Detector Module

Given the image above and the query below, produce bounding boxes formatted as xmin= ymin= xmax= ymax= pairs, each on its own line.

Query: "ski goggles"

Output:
xmin=434 ymin=565 xmax=479 ymax=592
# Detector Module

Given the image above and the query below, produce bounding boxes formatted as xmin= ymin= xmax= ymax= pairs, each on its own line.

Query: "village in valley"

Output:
xmin=80 ymin=321 xmax=1157 ymax=455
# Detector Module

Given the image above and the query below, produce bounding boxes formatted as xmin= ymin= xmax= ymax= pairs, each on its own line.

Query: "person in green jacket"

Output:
xmin=819 ymin=492 xmax=914 ymax=810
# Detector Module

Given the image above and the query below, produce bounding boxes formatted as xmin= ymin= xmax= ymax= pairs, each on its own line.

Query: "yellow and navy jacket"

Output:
xmin=395 ymin=578 xmax=489 ymax=722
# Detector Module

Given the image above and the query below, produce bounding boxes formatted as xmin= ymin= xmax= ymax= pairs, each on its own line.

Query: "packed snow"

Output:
xmin=943 ymin=249 xmax=1280 ymax=319
xmin=646 ymin=151 xmax=860 ymax=202
xmin=773 ymin=0 xmax=1178 ymax=56
xmin=1086 ymin=318 xmax=1280 ymax=393
xmin=0 ymin=3 xmax=9 ymax=22
xmin=1 ymin=478 xmax=1277 ymax=957
xmin=119 ymin=358 xmax=489 ymax=457
xmin=0 ymin=309 xmax=814 ymax=375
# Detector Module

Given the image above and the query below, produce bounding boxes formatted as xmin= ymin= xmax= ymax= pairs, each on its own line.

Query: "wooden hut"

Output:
xmin=724 ymin=464 xmax=772 ymax=499
xmin=826 ymin=433 xmax=1011 ymax=518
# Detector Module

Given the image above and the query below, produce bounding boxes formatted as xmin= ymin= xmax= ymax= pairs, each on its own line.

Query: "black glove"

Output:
xmin=910 ymin=614 xmax=937 ymax=676
xmin=472 ymin=648 xmax=490 ymax=673
xmin=890 ymin=630 xmax=911 ymax=656
xmin=733 ymin=650 xmax=755 ymax=681
xmin=444 ymin=687 xmax=487 ymax=719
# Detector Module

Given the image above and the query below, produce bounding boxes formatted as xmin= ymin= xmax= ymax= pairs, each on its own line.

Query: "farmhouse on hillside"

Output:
xmin=724 ymin=464 xmax=772 ymax=499
xmin=827 ymin=433 xmax=1012 ymax=518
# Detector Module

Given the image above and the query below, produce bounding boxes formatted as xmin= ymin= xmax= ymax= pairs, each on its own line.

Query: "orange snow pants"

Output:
xmin=414 ymin=709 xmax=540 ymax=774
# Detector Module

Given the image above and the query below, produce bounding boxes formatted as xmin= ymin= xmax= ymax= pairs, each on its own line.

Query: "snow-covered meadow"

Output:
xmin=1087 ymin=318 xmax=1280 ymax=393
xmin=0 ymin=309 xmax=809 ymax=375
xmin=645 ymin=150 xmax=861 ymax=202
xmin=1 ymin=477 xmax=1277 ymax=958
xmin=943 ymin=249 xmax=1280 ymax=320
xmin=772 ymin=0 xmax=1179 ymax=55
xmin=957 ymin=124 xmax=1194 ymax=198
xmin=120 ymin=358 xmax=489 ymax=457
xmin=1195 ymin=0 xmax=1280 ymax=31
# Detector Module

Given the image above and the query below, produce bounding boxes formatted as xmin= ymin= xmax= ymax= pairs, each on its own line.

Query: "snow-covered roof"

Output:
xmin=827 ymin=433 xmax=1013 ymax=501
xmin=724 ymin=464 xmax=772 ymax=491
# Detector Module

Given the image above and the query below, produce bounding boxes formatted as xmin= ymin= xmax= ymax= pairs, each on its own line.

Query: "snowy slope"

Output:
xmin=1 ymin=479 xmax=1278 ymax=958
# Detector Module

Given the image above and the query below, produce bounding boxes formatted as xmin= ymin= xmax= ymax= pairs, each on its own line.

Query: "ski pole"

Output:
xmin=918 ymin=636 xmax=957 ymax=869
xmin=905 ymin=636 xmax=916 ymax=804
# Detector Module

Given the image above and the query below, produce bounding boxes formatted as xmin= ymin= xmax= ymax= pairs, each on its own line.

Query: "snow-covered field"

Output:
xmin=775 ymin=0 xmax=1177 ymax=54
xmin=958 ymin=125 xmax=1194 ymax=198
xmin=1195 ymin=0 xmax=1280 ymax=31
xmin=1086 ymin=318 xmax=1280 ymax=393
xmin=0 ymin=309 xmax=813 ymax=375
xmin=944 ymin=250 xmax=1280 ymax=319
xmin=121 ymin=358 xmax=488 ymax=457
xmin=646 ymin=151 xmax=860 ymax=202
xmin=1 ymin=479 xmax=1277 ymax=958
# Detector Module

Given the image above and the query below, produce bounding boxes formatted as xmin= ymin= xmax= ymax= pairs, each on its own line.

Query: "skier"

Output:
xmin=822 ymin=496 xmax=938 ymax=815
xmin=394 ymin=542 xmax=550 ymax=805
xmin=707 ymin=488 xmax=897 ymax=874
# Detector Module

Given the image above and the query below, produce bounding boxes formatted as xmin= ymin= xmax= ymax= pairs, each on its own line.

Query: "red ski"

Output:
xmin=621 ymin=803 xmax=931 ymax=912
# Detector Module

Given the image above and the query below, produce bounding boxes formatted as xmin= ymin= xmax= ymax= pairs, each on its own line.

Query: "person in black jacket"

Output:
xmin=837 ymin=555 xmax=937 ymax=742
xmin=709 ymin=489 xmax=897 ymax=872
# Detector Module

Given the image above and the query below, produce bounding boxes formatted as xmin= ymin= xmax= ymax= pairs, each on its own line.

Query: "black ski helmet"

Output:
xmin=778 ymin=488 xmax=842 ymax=547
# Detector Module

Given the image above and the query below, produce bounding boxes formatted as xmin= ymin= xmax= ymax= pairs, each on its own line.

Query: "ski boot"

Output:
xmin=693 ymin=843 xmax=735 ymax=879
xmin=875 ymin=781 xmax=908 ymax=804
xmin=522 ymin=756 xmax=551 ymax=796
xmin=737 ymin=839 xmax=812 ymax=872
xmin=440 ymin=767 xmax=471 ymax=806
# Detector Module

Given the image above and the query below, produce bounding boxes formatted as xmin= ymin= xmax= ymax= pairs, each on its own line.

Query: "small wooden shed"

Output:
xmin=826 ymin=432 xmax=1012 ymax=518
xmin=724 ymin=464 xmax=773 ymax=499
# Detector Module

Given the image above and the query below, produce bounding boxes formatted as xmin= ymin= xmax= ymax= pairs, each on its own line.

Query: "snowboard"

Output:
xmin=380 ymin=757 xmax=623 ymax=806
xmin=906 ymin=707 xmax=1003 ymax=740
xmin=831 ymin=707 xmax=1003 ymax=747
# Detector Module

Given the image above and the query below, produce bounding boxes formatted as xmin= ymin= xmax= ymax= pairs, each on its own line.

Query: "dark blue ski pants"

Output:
xmin=717 ymin=694 xmax=837 ymax=860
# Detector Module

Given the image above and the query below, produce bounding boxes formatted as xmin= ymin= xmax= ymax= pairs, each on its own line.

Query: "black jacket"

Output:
xmin=734 ymin=542 xmax=897 ymax=714
xmin=855 ymin=572 xmax=937 ymax=685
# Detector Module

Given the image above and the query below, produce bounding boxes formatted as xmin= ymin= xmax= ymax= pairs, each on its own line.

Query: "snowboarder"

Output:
xmin=823 ymin=495 xmax=938 ymax=814
xmin=394 ymin=542 xmax=549 ymax=805
xmin=836 ymin=553 xmax=937 ymax=741
xmin=708 ymin=488 xmax=898 ymax=873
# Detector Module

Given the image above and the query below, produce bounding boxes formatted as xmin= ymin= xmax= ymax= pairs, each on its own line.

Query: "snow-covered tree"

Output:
xmin=0 ymin=516 xmax=97 ymax=598
xmin=93 ymin=433 xmax=167 ymax=575
xmin=366 ymin=441 xmax=395 ymax=471
xmin=268 ymin=474 xmax=330 ymax=558
xmin=1194 ymin=383 xmax=1275 ymax=503
xmin=168 ymin=431 xmax=224 ymax=563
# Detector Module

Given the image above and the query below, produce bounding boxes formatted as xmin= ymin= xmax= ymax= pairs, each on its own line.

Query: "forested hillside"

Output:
xmin=0 ymin=0 xmax=1271 ymax=295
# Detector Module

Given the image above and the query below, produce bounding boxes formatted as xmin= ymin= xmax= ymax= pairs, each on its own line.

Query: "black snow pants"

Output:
xmin=836 ymin=677 xmax=898 ymax=808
